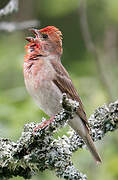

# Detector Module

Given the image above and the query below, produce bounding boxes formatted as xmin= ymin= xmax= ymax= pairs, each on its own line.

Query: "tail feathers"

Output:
xmin=84 ymin=134 xmax=102 ymax=163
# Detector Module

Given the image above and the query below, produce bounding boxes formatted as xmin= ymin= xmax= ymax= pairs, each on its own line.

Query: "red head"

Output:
xmin=25 ymin=26 xmax=63 ymax=59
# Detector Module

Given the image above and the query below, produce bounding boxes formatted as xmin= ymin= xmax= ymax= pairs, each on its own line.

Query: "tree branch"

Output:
xmin=0 ymin=94 xmax=118 ymax=180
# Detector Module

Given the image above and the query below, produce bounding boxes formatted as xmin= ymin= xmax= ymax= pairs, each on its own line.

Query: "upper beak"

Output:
xmin=29 ymin=28 xmax=40 ymax=37
xmin=26 ymin=28 xmax=42 ymax=42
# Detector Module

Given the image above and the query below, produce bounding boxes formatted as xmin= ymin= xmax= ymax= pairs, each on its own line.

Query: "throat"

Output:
xmin=24 ymin=52 xmax=43 ymax=62
xmin=29 ymin=54 xmax=43 ymax=61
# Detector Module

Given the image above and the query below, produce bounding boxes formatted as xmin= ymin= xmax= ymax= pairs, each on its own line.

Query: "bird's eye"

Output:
xmin=42 ymin=34 xmax=48 ymax=39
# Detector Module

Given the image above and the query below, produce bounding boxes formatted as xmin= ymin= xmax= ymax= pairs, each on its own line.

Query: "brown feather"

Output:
xmin=51 ymin=59 xmax=89 ymax=128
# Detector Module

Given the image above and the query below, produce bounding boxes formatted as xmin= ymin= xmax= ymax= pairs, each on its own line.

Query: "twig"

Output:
xmin=0 ymin=94 xmax=118 ymax=179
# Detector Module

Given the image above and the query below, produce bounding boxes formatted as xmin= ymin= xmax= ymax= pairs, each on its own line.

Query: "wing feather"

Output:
xmin=51 ymin=59 xmax=89 ymax=126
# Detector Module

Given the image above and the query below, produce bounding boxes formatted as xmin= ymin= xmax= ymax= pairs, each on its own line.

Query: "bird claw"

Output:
xmin=33 ymin=116 xmax=55 ymax=135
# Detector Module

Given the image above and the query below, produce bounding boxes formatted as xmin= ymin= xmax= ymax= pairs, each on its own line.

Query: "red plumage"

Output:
xmin=24 ymin=26 xmax=102 ymax=163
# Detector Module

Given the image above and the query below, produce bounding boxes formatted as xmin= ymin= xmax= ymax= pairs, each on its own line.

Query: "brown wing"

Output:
xmin=51 ymin=59 xmax=89 ymax=126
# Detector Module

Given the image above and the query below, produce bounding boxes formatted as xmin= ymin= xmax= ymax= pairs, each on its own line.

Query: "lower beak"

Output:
xmin=26 ymin=37 xmax=35 ymax=42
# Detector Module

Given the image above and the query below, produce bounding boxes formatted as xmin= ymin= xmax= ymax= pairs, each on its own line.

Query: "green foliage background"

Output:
xmin=0 ymin=0 xmax=118 ymax=179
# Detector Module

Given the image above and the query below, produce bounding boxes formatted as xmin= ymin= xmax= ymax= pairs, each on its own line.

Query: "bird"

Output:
xmin=24 ymin=26 xmax=102 ymax=163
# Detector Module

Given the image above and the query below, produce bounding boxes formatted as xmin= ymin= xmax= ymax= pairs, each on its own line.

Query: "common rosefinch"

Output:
xmin=24 ymin=26 xmax=101 ymax=163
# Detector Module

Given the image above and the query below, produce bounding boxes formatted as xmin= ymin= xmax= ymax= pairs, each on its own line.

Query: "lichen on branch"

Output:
xmin=0 ymin=94 xmax=118 ymax=180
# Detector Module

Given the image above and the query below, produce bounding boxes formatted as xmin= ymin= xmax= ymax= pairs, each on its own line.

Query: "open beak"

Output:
xmin=26 ymin=28 xmax=42 ymax=42
xmin=25 ymin=37 xmax=35 ymax=42
xmin=29 ymin=28 xmax=39 ymax=36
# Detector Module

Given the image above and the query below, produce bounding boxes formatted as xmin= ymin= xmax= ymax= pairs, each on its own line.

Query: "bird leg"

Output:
xmin=33 ymin=116 xmax=55 ymax=133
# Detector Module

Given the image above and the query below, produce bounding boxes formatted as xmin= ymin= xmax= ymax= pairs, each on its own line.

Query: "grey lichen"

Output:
xmin=68 ymin=100 xmax=118 ymax=152
xmin=0 ymin=94 xmax=118 ymax=180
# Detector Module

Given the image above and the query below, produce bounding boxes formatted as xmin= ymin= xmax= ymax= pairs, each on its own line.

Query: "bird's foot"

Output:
xmin=33 ymin=116 xmax=55 ymax=134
